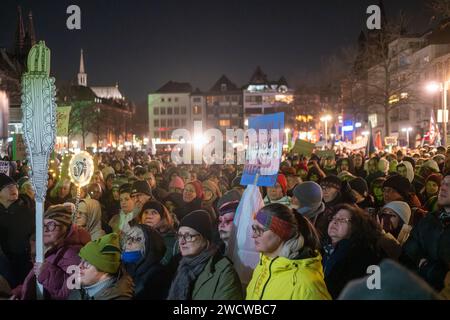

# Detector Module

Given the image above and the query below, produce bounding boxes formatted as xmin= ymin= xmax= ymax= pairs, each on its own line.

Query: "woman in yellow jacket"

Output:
xmin=246 ymin=203 xmax=331 ymax=300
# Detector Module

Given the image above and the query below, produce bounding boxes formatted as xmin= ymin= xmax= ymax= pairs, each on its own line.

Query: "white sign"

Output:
xmin=437 ymin=109 xmax=449 ymax=123
xmin=69 ymin=151 xmax=94 ymax=186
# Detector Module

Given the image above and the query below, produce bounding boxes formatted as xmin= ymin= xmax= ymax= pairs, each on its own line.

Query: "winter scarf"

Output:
xmin=167 ymin=244 xmax=217 ymax=300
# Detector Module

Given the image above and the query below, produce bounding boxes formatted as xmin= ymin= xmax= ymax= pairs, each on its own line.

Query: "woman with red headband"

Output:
xmin=246 ymin=203 xmax=331 ymax=300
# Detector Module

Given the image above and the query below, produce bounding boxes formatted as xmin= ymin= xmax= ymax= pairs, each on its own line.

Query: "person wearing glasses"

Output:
xmin=69 ymin=233 xmax=134 ymax=300
xmin=121 ymin=224 xmax=170 ymax=299
xmin=167 ymin=210 xmax=243 ymax=300
xmin=0 ymin=174 xmax=34 ymax=287
xmin=321 ymin=204 xmax=383 ymax=299
xmin=11 ymin=205 xmax=91 ymax=300
xmin=246 ymin=203 xmax=331 ymax=300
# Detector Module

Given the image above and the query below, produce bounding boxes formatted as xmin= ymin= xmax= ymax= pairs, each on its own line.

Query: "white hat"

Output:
xmin=382 ymin=201 xmax=411 ymax=224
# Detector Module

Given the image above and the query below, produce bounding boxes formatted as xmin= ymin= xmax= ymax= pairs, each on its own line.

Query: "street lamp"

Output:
xmin=320 ymin=115 xmax=332 ymax=147
xmin=426 ymin=81 xmax=448 ymax=146
xmin=401 ymin=127 xmax=413 ymax=148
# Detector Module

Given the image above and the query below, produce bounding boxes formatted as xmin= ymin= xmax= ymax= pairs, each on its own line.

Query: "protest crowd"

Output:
xmin=0 ymin=144 xmax=449 ymax=300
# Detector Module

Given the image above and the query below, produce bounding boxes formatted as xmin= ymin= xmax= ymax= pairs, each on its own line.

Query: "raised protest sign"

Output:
xmin=292 ymin=139 xmax=315 ymax=157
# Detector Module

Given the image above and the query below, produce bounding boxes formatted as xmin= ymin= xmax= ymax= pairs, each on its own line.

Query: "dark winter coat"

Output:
xmin=401 ymin=209 xmax=450 ymax=291
xmin=0 ymin=198 xmax=34 ymax=287
xmin=174 ymin=198 xmax=203 ymax=221
xmin=123 ymin=225 xmax=171 ymax=300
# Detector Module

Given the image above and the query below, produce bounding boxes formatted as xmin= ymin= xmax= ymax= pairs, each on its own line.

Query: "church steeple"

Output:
xmin=27 ymin=11 xmax=36 ymax=47
xmin=78 ymin=49 xmax=87 ymax=87
xmin=14 ymin=6 xmax=25 ymax=56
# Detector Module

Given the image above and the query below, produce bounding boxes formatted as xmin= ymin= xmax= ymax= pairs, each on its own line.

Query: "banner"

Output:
xmin=241 ymin=113 xmax=284 ymax=187
xmin=384 ymin=136 xmax=398 ymax=146
xmin=0 ymin=161 xmax=10 ymax=176
xmin=12 ymin=134 xmax=27 ymax=160
xmin=316 ymin=150 xmax=335 ymax=159
xmin=292 ymin=139 xmax=315 ymax=157
xmin=56 ymin=106 xmax=72 ymax=137
xmin=0 ymin=91 xmax=9 ymax=139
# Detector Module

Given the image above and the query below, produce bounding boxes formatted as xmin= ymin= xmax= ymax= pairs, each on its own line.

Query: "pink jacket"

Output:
xmin=12 ymin=225 xmax=91 ymax=300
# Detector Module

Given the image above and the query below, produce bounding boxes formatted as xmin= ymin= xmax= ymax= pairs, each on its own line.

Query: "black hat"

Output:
xmin=140 ymin=200 xmax=165 ymax=218
xmin=217 ymin=190 xmax=241 ymax=216
xmin=349 ymin=177 xmax=369 ymax=196
xmin=0 ymin=174 xmax=16 ymax=191
xmin=383 ymin=175 xmax=411 ymax=201
xmin=131 ymin=180 xmax=152 ymax=197
xmin=180 ymin=210 xmax=212 ymax=241
xmin=119 ymin=183 xmax=133 ymax=195
xmin=320 ymin=175 xmax=342 ymax=191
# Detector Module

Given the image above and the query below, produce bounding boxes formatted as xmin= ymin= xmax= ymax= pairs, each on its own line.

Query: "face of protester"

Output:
xmin=124 ymin=227 xmax=145 ymax=252
xmin=141 ymin=208 xmax=161 ymax=227
xmin=373 ymin=185 xmax=384 ymax=202
xmin=79 ymin=260 xmax=107 ymax=287
xmin=354 ymin=155 xmax=363 ymax=168
xmin=75 ymin=211 xmax=88 ymax=229
xmin=92 ymin=174 xmax=103 ymax=185
xmin=383 ymin=186 xmax=403 ymax=203
xmin=146 ymin=174 xmax=156 ymax=188
xmin=251 ymin=219 xmax=283 ymax=257
xmin=48 ymin=178 xmax=55 ymax=190
xmin=397 ymin=165 xmax=408 ymax=179
xmin=183 ymin=183 xmax=197 ymax=203
xmin=0 ymin=184 xmax=19 ymax=207
xmin=169 ymin=187 xmax=183 ymax=194
xmin=190 ymin=173 xmax=197 ymax=182
xmin=178 ymin=226 xmax=207 ymax=257
xmin=368 ymin=159 xmax=378 ymax=174
xmin=380 ymin=207 xmax=401 ymax=233
xmin=328 ymin=209 xmax=352 ymax=245
xmin=132 ymin=193 xmax=151 ymax=211
xmin=24 ymin=183 xmax=35 ymax=199
xmin=218 ymin=212 xmax=235 ymax=242
xmin=106 ymin=177 xmax=114 ymax=190
xmin=438 ymin=176 xmax=450 ymax=207
xmin=120 ymin=192 xmax=135 ymax=213
xmin=114 ymin=163 xmax=122 ymax=172
xmin=59 ymin=181 xmax=71 ymax=199
xmin=322 ymin=185 xmax=339 ymax=203
xmin=267 ymin=183 xmax=284 ymax=201
xmin=43 ymin=218 xmax=67 ymax=247
xmin=112 ymin=188 xmax=120 ymax=201
xmin=203 ymin=186 xmax=214 ymax=202
xmin=339 ymin=160 xmax=350 ymax=172
xmin=426 ymin=181 xmax=439 ymax=197
xmin=88 ymin=184 xmax=102 ymax=201
xmin=324 ymin=158 xmax=335 ymax=169
xmin=286 ymin=176 xmax=300 ymax=190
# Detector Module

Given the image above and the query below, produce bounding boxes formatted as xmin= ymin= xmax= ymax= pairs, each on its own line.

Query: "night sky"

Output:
xmin=1 ymin=0 xmax=432 ymax=104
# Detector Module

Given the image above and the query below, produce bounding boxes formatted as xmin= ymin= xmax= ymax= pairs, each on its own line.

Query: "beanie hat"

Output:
xmin=293 ymin=181 xmax=323 ymax=214
xmin=0 ymin=174 xmax=16 ymax=191
xmin=119 ymin=183 xmax=133 ymax=195
xmin=140 ymin=200 xmax=165 ymax=219
xmin=131 ymin=180 xmax=152 ymax=197
xmin=422 ymin=160 xmax=440 ymax=173
xmin=180 ymin=210 xmax=212 ymax=241
xmin=44 ymin=205 xmax=73 ymax=227
xmin=254 ymin=208 xmax=295 ymax=241
xmin=382 ymin=201 xmax=411 ymax=224
xmin=337 ymin=170 xmax=356 ymax=181
xmin=383 ymin=175 xmax=412 ymax=201
xmin=349 ymin=177 xmax=369 ymax=196
xmin=186 ymin=180 xmax=204 ymax=200
xmin=169 ymin=176 xmax=185 ymax=190
xmin=320 ymin=175 xmax=342 ymax=191
xmin=79 ymin=233 xmax=121 ymax=274
xmin=276 ymin=173 xmax=288 ymax=195
xmin=425 ymin=173 xmax=443 ymax=188
xmin=217 ymin=189 xmax=241 ymax=216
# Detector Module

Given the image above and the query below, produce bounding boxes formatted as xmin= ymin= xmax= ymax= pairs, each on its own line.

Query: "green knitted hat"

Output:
xmin=79 ymin=233 xmax=121 ymax=274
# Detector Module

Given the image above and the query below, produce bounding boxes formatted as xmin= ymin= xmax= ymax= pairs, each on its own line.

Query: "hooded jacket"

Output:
xmin=79 ymin=199 xmax=105 ymax=241
xmin=12 ymin=225 xmax=91 ymax=300
xmin=123 ymin=224 xmax=170 ymax=299
xmin=246 ymin=251 xmax=331 ymax=300
xmin=399 ymin=161 xmax=415 ymax=183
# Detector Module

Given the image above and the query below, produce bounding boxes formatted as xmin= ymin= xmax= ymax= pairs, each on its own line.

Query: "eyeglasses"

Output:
xmin=79 ymin=260 xmax=93 ymax=270
xmin=177 ymin=233 xmax=201 ymax=242
xmin=44 ymin=221 xmax=62 ymax=232
xmin=126 ymin=236 xmax=143 ymax=243
xmin=329 ymin=217 xmax=352 ymax=225
xmin=251 ymin=224 xmax=268 ymax=237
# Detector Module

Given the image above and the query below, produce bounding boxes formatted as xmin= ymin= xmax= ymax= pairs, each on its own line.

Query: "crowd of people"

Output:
xmin=0 ymin=145 xmax=449 ymax=300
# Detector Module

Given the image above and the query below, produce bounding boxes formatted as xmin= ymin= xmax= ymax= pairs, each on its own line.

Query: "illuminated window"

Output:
xmin=193 ymin=105 xmax=202 ymax=114
xmin=219 ymin=120 xmax=231 ymax=127
xmin=389 ymin=95 xmax=399 ymax=104
xmin=400 ymin=92 xmax=408 ymax=99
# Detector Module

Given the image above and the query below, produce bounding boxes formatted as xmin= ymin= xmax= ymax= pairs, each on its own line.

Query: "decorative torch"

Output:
xmin=21 ymin=41 xmax=57 ymax=298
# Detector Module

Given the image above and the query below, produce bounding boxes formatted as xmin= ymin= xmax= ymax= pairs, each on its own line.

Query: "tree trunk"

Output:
xmin=384 ymin=104 xmax=390 ymax=137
